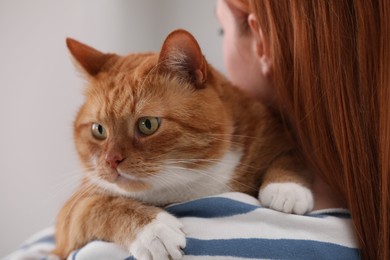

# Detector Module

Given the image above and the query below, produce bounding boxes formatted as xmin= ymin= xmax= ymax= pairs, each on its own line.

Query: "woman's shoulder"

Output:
xmin=6 ymin=192 xmax=360 ymax=260
xmin=168 ymin=192 xmax=360 ymax=259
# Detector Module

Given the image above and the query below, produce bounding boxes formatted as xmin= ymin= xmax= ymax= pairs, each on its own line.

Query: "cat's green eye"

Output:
xmin=91 ymin=123 xmax=107 ymax=140
xmin=138 ymin=117 xmax=161 ymax=136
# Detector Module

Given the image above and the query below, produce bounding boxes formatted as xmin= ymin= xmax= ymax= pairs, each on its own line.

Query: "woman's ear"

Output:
xmin=248 ymin=13 xmax=272 ymax=76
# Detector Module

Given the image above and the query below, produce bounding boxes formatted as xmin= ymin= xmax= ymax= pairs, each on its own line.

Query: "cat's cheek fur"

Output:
xmin=259 ymin=182 xmax=314 ymax=214
xmin=129 ymin=212 xmax=186 ymax=260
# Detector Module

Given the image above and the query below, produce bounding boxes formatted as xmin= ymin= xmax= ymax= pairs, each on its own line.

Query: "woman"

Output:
xmin=219 ymin=0 xmax=388 ymax=259
xmin=218 ymin=0 xmax=346 ymax=209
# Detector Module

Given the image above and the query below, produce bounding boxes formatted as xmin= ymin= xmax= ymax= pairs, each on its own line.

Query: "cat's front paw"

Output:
xmin=259 ymin=182 xmax=314 ymax=215
xmin=129 ymin=212 xmax=186 ymax=260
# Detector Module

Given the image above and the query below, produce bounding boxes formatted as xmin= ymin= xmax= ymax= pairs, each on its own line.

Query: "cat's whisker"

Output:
xmin=46 ymin=174 xmax=81 ymax=196
xmin=157 ymin=167 xmax=204 ymax=196
xmin=40 ymin=168 xmax=88 ymax=203
xmin=171 ymin=168 xmax=239 ymax=190
xmin=164 ymin=158 xmax=261 ymax=172
xmin=202 ymin=135 xmax=255 ymax=148
xmin=206 ymin=133 xmax=266 ymax=142
xmin=62 ymin=179 xmax=99 ymax=222
xmin=207 ymin=133 xmax=258 ymax=138
xmin=164 ymin=165 xmax=236 ymax=192
xmin=164 ymin=164 xmax=258 ymax=193
xmin=147 ymin=172 xmax=183 ymax=195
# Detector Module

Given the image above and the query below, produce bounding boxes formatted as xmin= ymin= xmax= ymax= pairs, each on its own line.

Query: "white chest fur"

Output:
xmin=145 ymin=149 xmax=243 ymax=205
xmin=92 ymin=149 xmax=243 ymax=205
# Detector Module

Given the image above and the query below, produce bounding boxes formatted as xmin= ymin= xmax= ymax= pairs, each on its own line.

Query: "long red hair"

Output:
xmin=246 ymin=1 xmax=389 ymax=259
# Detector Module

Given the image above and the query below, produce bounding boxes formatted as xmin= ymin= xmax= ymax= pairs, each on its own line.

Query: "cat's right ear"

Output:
xmin=158 ymin=29 xmax=208 ymax=88
xmin=66 ymin=38 xmax=117 ymax=77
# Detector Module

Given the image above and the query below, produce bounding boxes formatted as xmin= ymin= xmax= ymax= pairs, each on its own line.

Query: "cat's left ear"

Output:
xmin=66 ymin=38 xmax=117 ymax=77
xmin=158 ymin=29 xmax=208 ymax=88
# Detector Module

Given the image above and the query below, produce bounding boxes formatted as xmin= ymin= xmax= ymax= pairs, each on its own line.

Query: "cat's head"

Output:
xmin=68 ymin=29 xmax=235 ymax=202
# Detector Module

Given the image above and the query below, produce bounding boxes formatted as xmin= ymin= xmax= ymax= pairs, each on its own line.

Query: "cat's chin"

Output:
xmin=116 ymin=171 xmax=140 ymax=182
xmin=116 ymin=173 xmax=151 ymax=192
xmin=89 ymin=171 xmax=152 ymax=195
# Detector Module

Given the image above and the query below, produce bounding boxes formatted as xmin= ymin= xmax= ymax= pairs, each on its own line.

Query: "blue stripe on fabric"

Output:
xmin=20 ymin=235 xmax=55 ymax=249
xmin=71 ymin=249 xmax=79 ymax=260
xmin=166 ymin=196 xmax=351 ymax=220
xmin=166 ymin=197 xmax=259 ymax=218
xmin=184 ymin=238 xmax=360 ymax=259
xmin=308 ymin=211 xmax=351 ymax=219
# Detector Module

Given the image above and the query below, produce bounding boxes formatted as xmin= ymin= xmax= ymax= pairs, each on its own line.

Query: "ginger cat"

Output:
xmin=53 ymin=29 xmax=313 ymax=259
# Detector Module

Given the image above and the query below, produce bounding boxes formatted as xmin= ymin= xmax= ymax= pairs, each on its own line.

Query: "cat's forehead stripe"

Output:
xmin=89 ymin=54 xmax=174 ymax=122
xmin=97 ymin=73 xmax=150 ymax=119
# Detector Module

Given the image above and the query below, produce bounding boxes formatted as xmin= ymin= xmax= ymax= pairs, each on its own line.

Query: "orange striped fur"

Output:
xmin=53 ymin=29 xmax=312 ymax=258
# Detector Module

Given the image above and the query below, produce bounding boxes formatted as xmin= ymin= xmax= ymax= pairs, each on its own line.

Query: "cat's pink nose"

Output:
xmin=105 ymin=153 xmax=125 ymax=169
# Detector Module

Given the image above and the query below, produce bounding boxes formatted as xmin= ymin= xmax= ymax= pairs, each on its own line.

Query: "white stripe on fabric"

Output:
xmin=7 ymin=192 xmax=359 ymax=260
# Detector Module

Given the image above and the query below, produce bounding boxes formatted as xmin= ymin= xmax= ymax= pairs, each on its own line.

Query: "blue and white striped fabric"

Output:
xmin=6 ymin=192 xmax=360 ymax=260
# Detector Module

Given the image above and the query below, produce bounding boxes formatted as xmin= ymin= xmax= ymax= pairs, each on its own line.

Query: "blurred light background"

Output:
xmin=0 ymin=0 xmax=223 ymax=256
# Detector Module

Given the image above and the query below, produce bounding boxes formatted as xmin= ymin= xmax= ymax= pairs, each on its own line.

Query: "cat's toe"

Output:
xmin=259 ymin=182 xmax=314 ymax=214
xmin=129 ymin=211 xmax=186 ymax=260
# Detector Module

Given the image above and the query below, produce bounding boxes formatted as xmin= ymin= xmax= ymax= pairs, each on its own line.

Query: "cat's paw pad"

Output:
xmin=129 ymin=212 xmax=186 ymax=260
xmin=259 ymin=182 xmax=314 ymax=214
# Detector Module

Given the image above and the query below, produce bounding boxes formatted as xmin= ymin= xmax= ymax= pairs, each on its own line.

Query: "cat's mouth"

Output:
xmin=93 ymin=168 xmax=151 ymax=193
xmin=101 ymin=168 xmax=143 ymax=182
